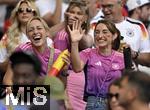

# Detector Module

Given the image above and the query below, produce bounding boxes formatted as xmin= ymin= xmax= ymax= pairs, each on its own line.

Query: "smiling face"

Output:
xmin=94 ymin=23 xmax=114 ymax=49
xmin=27 ymin=19 xmax=47 ymax=47
xmin=17 ymin=2 xmax=35 ymax=24
xmin=101 ymin=0 xmax=122 ymax=22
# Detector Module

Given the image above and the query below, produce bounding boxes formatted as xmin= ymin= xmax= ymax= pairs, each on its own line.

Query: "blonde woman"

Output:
xmin=0 ymin=0 xmax=52 ymax=72
xmin=3 ymin=16 xmax=62 ymax=86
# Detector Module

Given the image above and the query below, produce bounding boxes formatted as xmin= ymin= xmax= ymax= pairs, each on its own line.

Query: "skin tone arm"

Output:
xmin=132 ymin=52 xmax=150 ymax=67
xmin=3 ymin=63 xmax=13 ymax=85
xmin=67 ymin=20 xmax=86 ymax=72
xmin=120 ymin=44 xmax=150 ymax=67
xmin=0 ymin=0 xmax=18 ymax=5
xmin=0 ymin=59 xmax=9 ymax=72
xmin=49 ymin=21 xmax=65 ymax=40
xmin=42 ymin=0 xmax=62 ymax=27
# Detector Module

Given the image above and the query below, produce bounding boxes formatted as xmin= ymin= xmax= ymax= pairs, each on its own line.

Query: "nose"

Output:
xmin=33 ymin=28 xmax=38 ymax=34
xmin=111 ymin=96 xmax=117 ymax=102
xmin=95 ymin=32 xmax=103 ymax=38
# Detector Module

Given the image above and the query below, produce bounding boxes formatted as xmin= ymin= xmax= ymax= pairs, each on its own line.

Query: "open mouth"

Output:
xmin=34 ymin=37 xmax=41 ymax=40
xmin=33 ymin=35 xmax=41 ymax=41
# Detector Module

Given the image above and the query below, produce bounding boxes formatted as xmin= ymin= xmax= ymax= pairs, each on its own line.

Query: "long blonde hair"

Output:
xmin=6 ymin=0 xmax=39 ymax=55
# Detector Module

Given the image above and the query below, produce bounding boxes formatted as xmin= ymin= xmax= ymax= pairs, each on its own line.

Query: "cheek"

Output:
xmin=27 ymin=33 xmax=32 ymax=38
xmin=28 ymin=13 xmax=34 ymax=18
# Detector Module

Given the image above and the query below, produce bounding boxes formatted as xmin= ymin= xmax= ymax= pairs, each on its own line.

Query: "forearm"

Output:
xmin=3 ymin=64 xmax=13 ymax=85
xmin=71 ymin=42 xmax=84 ymax=72
xmin=49 ymin=22 xmax=65 ymax=40
xmin=0 ymin=0 xmax=18 ymax=5
xmin=44 ymin=0 xmax=62 ymax=26
xmin=134 ymin=52 xmax=150 ymax=67
xmin=0 ymin=59 xmax=9 ymax=72
xmin=52 ymin=0 xmax=62 ymax=24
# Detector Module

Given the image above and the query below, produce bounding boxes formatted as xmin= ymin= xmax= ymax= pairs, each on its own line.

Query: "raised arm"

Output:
xmin=0 ymin=0 xmax=18 ymax=5
xmin=68 ymin=20 xmax=85 ymax=72
xmin=3 ymin=63 xmax=13 ymax=85
xmin=42 ymin=0 xmax=62 ymax=27
xmin=49 ymin=22 xmax=65 ymax=40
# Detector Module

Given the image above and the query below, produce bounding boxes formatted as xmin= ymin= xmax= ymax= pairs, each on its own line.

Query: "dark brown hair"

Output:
xmin=94 ymin=20 xmax=121 ymax=50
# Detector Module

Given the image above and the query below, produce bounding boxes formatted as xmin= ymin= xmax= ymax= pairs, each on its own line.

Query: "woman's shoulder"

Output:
xmin=80 ymin=48 xmax=97 ymax=57
xmin=81 ymin=48 xmax=94 ymax=53
xmin=113 ymin=50 xmax=124 ymax=57
xmin=56 ymin=29 xmax=68 ymax=38
xmin=16 ymin=42 xmax=32 ymax=51
xmin=113 ymin=50 xmax=125 ymax=69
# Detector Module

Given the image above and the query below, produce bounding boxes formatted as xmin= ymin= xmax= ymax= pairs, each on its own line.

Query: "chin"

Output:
xmin=33 ymin=43 xmax=42 ymax=47
xmin=97 ymin=45 xmax=107 ymax=48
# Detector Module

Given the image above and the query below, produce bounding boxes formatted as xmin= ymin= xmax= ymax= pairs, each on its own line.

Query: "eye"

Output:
xmin=26 ymin=8 xmax=32 ymax=13
xmin=17 ymin=8 xmax=24 ymax=13
xmin=77 ymin=12 xmax=83 ymax=15
xmin=94 ymin=31 xmax=100 ymax=35
xmin=37 ymin=27 xmax=44 ymax=30
xmin=69 ymin=10 xmax=75 ymax=14
xmin=103 ymin=31 xmax=109 ymax=34
xmin=28 ymin=28 xmax=34 ymax=32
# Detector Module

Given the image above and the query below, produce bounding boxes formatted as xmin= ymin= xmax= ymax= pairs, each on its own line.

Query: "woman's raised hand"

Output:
xmin=67 ymin=20 xmax=85 ymax=43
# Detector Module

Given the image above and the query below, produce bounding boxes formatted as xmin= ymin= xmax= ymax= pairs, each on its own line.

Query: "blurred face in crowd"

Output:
xmin=12 ymin=63 xmax=37 ymax=85
xmin=118 ymin=77 xmax=135 ymax=107
xmin=17 ymin=2 xmax=35 ymax=24
xmin=66 ymin=4 xmax=87 ymax=27
xmin=94 ymin=23 xmax=117 ymax=49
xmin=27 ymin=19 xmax=47 ymax=47
xmin=108 ymin=85 xmax=125 ymax=110
xmin=100 ymin=0 xmax=123 ymax=22
xmin=140 ymin=4 xmax=150 ymax=22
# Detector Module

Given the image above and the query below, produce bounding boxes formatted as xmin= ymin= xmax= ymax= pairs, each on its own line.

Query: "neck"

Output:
xmin=130 ymin=13 xmax=139 ymax=20
xmin=112 ymin=15 xmax=125 ymax=23
xmin=33 ymin=43 xmax=47 ymax=53
xmin=20 ymin=24 xmax=26 ymax=34
xmin=98 ymin=46 xmax=112 ymax=56
xmin=127 ymin=100 xmax=149 ymax=110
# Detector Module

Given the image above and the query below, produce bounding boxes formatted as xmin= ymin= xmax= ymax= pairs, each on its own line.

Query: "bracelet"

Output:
xmin=133 ymin=51 xmax=139 ymax=60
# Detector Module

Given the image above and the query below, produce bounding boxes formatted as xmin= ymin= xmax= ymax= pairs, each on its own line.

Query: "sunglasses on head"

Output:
xmin=107 ymin=93 xmax=119 ymax=100
xmin=17 ymin=8 xmax=34 ymax=14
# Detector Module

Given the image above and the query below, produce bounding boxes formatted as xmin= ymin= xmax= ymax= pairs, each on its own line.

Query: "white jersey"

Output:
xmin=115 ymin=17 xmax=150 ymax=52
xmin=116 ymin=17 xmax=150 ymax=73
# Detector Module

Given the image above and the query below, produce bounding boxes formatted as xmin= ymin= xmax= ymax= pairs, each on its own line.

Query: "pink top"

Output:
xmin=54 ymin=29 xmax=71 ymax=51
xmin=15 ymin=42 xmax=61 ymax=76
xmin=80 ymin=48 xmax=125 ymax=98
